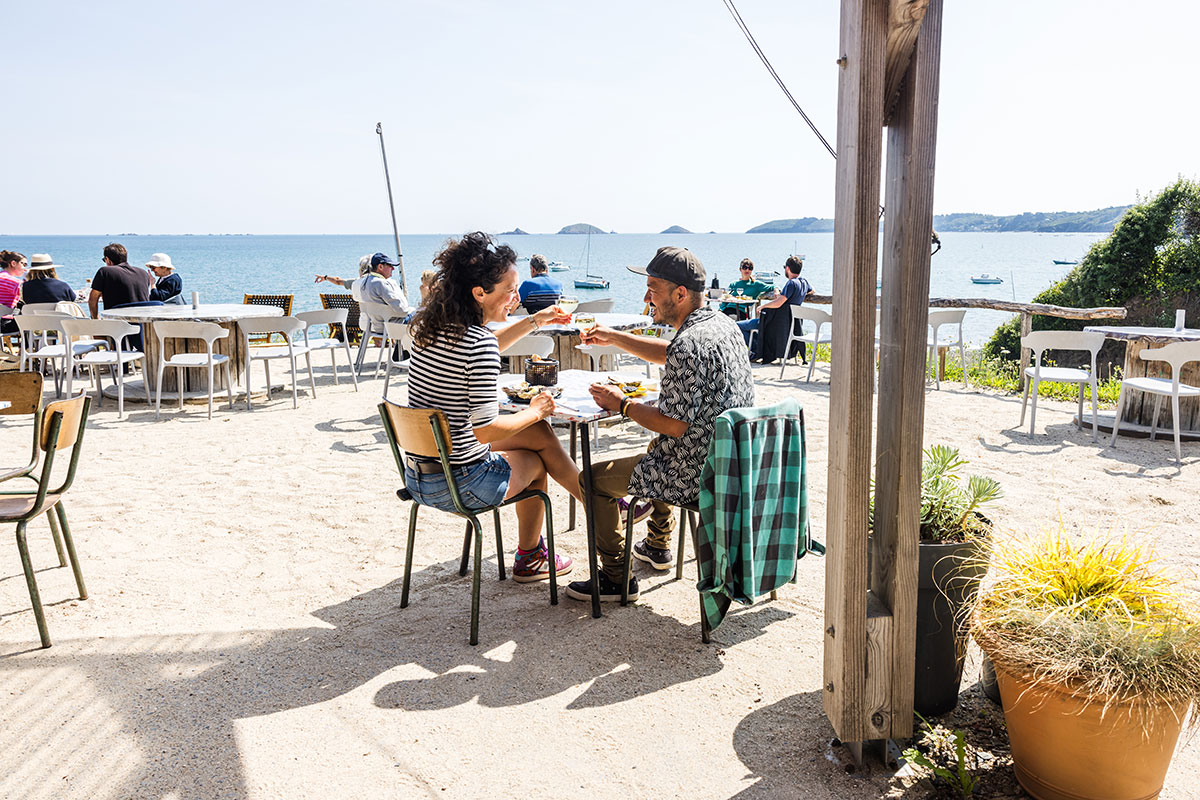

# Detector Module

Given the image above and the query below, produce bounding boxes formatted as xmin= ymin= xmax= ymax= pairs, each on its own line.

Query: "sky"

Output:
xmin=3 ymin=0 xmax=1198 ymax=235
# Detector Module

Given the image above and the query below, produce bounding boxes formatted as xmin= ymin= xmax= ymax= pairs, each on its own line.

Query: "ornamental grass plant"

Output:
xmin=972 ymin=526 xmax=1200 ymax=720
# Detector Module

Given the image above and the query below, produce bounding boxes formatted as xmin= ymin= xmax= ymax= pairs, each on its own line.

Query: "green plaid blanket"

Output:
xmin=697 ymin=398 xmax=823 ymax=631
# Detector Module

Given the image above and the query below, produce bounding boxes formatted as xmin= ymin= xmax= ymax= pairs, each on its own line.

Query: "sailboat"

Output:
xmin=573 ymin=230 xmax=609 ymax=289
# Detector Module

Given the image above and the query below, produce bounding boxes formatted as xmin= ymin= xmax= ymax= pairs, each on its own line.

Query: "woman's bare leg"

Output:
xmin=496 ymin=448 xmax=548 ymax=550
xmin=492 ymin=420 xmax=583 ymax=503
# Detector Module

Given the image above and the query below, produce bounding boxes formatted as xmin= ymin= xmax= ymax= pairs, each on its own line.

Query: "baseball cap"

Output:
xmin=370 ymin=252 xmax=400 ymax=268
xmin=627 ymin=246 xmax=706 ymax=292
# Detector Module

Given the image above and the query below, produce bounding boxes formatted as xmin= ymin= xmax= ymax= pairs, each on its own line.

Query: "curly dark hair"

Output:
xmin=784 ymin=255 xmax=804 ymax=274
xmin=410 ymin=232 xmax=517 ymax=348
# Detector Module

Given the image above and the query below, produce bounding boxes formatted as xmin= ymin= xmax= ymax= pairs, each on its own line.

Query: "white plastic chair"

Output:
xmin=778 ymin=305 xmax=833 ymax=382
xmin=502 ymin=335 xmax=554 ymax=361
xmin=1109 ymin=340 xmax=1200 ymax=463
xmin=576 ymin=298 xmax=614 ymax=314
xmin=381 ymin=321 xmax=415 ymax=399
xmin=927 ymin=309 xmax=968 ymax=389
xmin=1019 ymin=330 xmax=1106 ymax=441
xmin=15 ymin=313 xmax=101 ymax=397
xmin=354 ymin=299 xmax=406 ymax=377
xmin=153 ymin=321 xmax=235 ymax=420
xmin=295 ymin=309 xmax=360 ymax=391
xmin=60 ymin=318 xmax=146 ymax=418
xmin=19 ymin=302 xmax=86 ymax=317
xmin=239 ymin=316 xmax=316 ymax=410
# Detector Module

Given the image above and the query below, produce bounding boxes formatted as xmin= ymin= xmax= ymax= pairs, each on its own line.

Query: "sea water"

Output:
xmin=0 ymin=231 xmax=1103 ymax=346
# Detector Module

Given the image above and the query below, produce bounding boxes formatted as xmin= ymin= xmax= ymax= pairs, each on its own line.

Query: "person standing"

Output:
xmin=517 ymin=254 xmax=564 ymax=313
xmin=738 ymin=255 xmax=812 ymax=363
xmin=146 ymin=253 xmax=184 ymax=303
xmin=567 ymin=247 xmax=755 ymax=601
xmin=21 ymin=255 xmax=77 ymax=305
xmin=0 ymin=250 xmax=27 ymax=333
xmin=88 ymin=243 xmax=149 ymax=318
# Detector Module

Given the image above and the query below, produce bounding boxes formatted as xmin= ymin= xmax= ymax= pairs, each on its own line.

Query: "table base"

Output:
xmin=1075 ymin=412 xmax=1200 ymax=442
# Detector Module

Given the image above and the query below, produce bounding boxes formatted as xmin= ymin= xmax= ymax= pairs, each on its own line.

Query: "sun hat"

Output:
xmin=370 ymin=252 xmax=400 ymax=269
xmin=627 ymin=246 xmax=707 ymax=292
xmin=145 ymin=253 xmax=174 ymax=269
xmin=28 ymin=254 xmax=59 ymax=271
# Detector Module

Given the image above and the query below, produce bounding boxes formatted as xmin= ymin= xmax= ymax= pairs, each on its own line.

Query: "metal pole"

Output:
xmin=376 ymin=122 xmax=407 ymax=296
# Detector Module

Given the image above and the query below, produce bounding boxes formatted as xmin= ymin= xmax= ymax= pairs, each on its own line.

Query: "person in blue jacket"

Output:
xmin=517 ymin=254 xmax=564 ymax=313
xmin=146 ymin=253 xmax=184 ymax=303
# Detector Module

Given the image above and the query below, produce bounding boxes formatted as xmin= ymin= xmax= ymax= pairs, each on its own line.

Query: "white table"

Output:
xmin=498 ymin=369 xmax=660 ymax=618
xmin=101 ymin=303 xmax=284 ymax=397
xmin=1084 ymin=325 xmax=1200 ymax=437
xmin=494 ymin=313 xmax=654 ymax=371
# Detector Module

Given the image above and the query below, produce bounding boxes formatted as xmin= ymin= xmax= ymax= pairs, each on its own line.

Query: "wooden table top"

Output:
xmin=100 ymin=304 xmax=285 ymax=324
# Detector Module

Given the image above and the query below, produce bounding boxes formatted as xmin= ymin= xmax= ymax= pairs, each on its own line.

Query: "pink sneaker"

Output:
xmin=512 ymin=539 xmax=573 ymax=583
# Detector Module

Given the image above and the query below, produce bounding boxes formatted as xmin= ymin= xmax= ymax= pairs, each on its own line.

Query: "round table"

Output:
xmin=498 ymin=312 xmax=654 ymax=371
xmin=101 ymin=304 xmax=285 ymax=397
xmin=1084 ymin=325 xmax=1200 ymax=437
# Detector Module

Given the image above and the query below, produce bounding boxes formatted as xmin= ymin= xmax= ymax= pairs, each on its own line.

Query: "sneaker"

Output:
xmin=618 ymin=497 xmax=654 ymax=525
xmin=565 ymin=572 xmax=640 ymax=602
xmin=633 ymin=538 xmax=674 ymax=571
xmin=512 ymin=540 xmax=573 ymax=583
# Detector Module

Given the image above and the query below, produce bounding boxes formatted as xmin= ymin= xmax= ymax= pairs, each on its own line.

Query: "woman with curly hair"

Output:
xmin=406 ymin=232 xmax=580 ymax=582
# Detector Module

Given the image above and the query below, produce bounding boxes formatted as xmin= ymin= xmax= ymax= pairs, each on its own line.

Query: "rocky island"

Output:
xmin=557 ymin=223 xmax=608 ymax=235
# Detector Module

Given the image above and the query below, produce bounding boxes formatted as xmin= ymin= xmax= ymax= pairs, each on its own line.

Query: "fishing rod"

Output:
xmin=375 ymin=122 xmax=407 ymax=296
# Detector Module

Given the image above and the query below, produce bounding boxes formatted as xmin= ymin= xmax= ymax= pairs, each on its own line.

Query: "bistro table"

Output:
xmin=498 ymin=369 xmax=659 ymax=618
xmin=712 ymin=295 xmax=764 ymax=321
xmin=1083 ymin=325 xmax=1200 ymax=438
xmin=100 ymin=303 xmax=285 ymax=398
xmin=495 ymin=312 xmax=653 ymax=371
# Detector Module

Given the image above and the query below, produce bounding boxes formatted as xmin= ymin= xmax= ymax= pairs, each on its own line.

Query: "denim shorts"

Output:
xmin=404 ymin=451 xmax=511 ymax=513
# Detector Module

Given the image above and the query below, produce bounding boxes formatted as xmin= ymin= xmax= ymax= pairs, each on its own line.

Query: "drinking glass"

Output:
xmin=557 ymin=296 xmax=580 ymax=314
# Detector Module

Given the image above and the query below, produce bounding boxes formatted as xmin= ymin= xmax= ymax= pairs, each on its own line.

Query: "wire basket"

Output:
xmin=524 ymin=358 xmax=559 ymax=386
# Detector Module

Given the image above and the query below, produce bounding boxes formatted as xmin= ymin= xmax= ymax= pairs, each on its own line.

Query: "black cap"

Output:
xmin=371 ymin=252 xmax=400 ymax=268
xmin=627 ymin=246 xmax=706 ymax=292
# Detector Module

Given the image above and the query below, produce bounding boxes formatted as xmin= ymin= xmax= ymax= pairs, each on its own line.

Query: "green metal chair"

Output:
xmin=1 ymin=391 xmax=92 ymax=648
xmin=379 ymin=399 xmax=560 ymax=645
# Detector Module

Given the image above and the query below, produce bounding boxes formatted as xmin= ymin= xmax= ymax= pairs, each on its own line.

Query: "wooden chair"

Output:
xmin=296 ymin=309 xmax=360 ymax=390
xmin=379 ymin=400 xmax=561 ymax=645
xmin=242 ymin=294 xmax=294 ymax=345
xmin=319 ymin=293 xmax=364 ymax=345
xmin=153 ymin=321 xmax=235 ymax=420
xmin=0 ymin=392 xmax=92 ymax=648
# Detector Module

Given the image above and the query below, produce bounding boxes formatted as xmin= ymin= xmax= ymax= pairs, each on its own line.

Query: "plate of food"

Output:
xmin=502 ymin=383 xmax=563 ymax=403
xmin=606 ymin=376 xmax=651 ymax=398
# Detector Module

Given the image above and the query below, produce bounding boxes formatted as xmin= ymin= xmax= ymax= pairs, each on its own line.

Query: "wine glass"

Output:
xmin=557 ymin=296 xmax=580 ymax=315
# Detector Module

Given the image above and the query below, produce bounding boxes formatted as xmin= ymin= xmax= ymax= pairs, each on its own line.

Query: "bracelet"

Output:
xmin=528 ymin=316 xmax=541 ymax=330
xmin=620 ymin=398 xmax=633 ymax=418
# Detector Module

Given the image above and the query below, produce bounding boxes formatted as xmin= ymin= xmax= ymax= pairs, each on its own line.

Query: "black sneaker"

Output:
xmin=565 ymin=572 xmax=640 ymax=603
xmin=633 ymin=539 xmax=674 ymax=571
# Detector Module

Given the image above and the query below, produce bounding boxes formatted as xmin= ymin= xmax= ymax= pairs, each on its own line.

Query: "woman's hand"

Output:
xmin=588 ymin=383 xmax=624 ymax=412
xmin=529 ymin=390 xmax=557 ymax=419
xmin=533 ymin=306 xmax=571 ymax=328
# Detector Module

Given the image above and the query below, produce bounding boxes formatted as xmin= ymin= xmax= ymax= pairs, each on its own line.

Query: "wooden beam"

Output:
xmin=873 ymin=0 xmax=944 ymax=741
xmin=823 ymin=0 xmax=887 ymax=744
xmin=805 ymin=295 xmax=1128 ymax=320
xmin=882 ymin=0 xmax=930 ymax=124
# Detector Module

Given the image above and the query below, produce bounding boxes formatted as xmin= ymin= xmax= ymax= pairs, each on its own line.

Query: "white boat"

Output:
xmin=548 ymin=261 xmax=571 ymax=272
xmin=970 ymin=274 xmax=1004 ymax=285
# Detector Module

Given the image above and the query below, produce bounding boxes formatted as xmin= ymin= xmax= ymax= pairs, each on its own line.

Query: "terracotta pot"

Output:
xmin=992 ymin=663 xmax=1188 ymax=800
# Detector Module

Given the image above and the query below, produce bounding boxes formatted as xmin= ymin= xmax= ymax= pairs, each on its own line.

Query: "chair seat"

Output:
xmin=79 ymin=350 xmax=145 ymax=366
xmin=0 ymin=492 xmax=62 ymax=520
xmin=31 ymin=342 xmax=102 ymax=359
xmin=304 ymin=337 xmax=345 ymax=350
xmin=1123 ymin=377 xmax=1200 ymax=397
xmin=164 ymin=352 xmax=231 ymax=367
xmin=249 ymin=345 xmax=312 ymax=358
xmin=796 ymin=332 xmax=833 ymax=345
xmin=1024 ymin=366 xmax=1090 ymax=384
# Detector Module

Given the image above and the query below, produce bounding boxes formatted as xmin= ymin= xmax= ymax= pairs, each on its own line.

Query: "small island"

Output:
xmin=557 ymin=223 xmax=607 ymax=235
xmin=499 ymin=227 xmax=529 ymax=235
xmin=660 ymin=225 xmax=692 ymax=234
xmin=747 ymin=205 xmax=1134 ymax=234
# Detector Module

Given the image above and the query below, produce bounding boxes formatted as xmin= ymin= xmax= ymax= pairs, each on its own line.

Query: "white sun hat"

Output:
xmin=145 ymin=253 xmax=174 ymax=269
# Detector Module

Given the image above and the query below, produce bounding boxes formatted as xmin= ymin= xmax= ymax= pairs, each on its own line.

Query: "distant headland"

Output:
xmin=747 ymin=205 xmax=1132 ymax=234
xmin=499 ymin=227 xmax=529 ymax=235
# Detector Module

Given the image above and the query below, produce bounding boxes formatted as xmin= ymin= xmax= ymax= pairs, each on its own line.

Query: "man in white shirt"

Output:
xmin=354 ymin=252 xmax=411 ymax=317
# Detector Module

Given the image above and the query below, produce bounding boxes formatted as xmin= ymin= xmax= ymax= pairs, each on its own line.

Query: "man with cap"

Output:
xmin=146 ymin=253 xmax=184 ymax=303
xmin=566 ymin=246 xmax=755 ymax=602
xmin=353 ymin=252 xmax=412 ymax=318
xmin=20 ymin=254 xmax=76 ymax=305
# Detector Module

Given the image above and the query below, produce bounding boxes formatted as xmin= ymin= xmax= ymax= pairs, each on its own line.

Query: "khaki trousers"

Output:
xmin=582 ymin=454 xmax=675 ymax=581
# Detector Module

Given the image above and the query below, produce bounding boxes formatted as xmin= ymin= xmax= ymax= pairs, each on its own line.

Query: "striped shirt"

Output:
xmin=407 ymin=325 xmax=501 ymax=465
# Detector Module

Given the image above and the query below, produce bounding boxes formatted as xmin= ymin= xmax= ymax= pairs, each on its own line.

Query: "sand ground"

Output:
xmin=1 ymin=353 xmax=1198 ymax=800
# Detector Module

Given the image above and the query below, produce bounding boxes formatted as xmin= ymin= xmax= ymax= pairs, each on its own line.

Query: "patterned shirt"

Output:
xmin=629 ymin=306 xmax=755 ymax=505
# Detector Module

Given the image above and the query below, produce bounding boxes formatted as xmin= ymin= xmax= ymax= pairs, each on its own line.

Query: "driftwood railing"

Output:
xmin=805 ymin=295 xmax=1127 ymax=387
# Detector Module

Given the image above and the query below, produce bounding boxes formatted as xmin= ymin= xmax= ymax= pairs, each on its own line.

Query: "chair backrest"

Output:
xmin=56 ymin=302 xmax=88 ymax=318
xmin=359 ymin=298 xmax=404 ymax=325
xmin=577 ymin=298 xmax=614 ymax=314
xmin=19 ymin=302 xmax=66 ymax=314
xmin=383 ymin=321 xmax=414 ymax=351
xmin=296 ymin=308 xmax=348 ymax=329
xmin=239 ymin=315 xmax=303 ymax=337
xmin=1140 ymin=340 xmax=1200 ymax=376
xmin=319 ymin=293 xmax=363 ymax=342
xmin=41 ymin=393 xmax=88 ymax=452
xmin=927 ymin=309 xmax=966 ymax=329
xmin=788 ymin=305 xmax=833 ymax=326
xmin=243 ymin=293 xmax=294 ymax=315
xmin=1021 ymin=330 xmax=1106 ymax=361
xmin=584 ymin=344 xmax=626 ymax=369
xmin=0 ymin=371 xmax=43 ymax=416
xmin=154 ymin=320 xmax=228 ymax=346
xmin=60 ymin=318 xmax=139 ymax=343
xmin=0 ymin=303 xmax=13 ymax=317
xmin=379 ymin=400 xmax=452 ymax=459
xmin=15 ymin=311 xmax=70 ymax=334
xmin=503 ymin=335 xmax=554 ymax=358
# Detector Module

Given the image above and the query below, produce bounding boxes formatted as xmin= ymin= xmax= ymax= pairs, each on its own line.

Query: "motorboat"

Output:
xmin=548 ymin=261 xmax=571 ymax=271
xmin=970 ymin=274 xmax=1004 ymax=285
xmin=1052 ymin=259 xmax=1078 ymax=265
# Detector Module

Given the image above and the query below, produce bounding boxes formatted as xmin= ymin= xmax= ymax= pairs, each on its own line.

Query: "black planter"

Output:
xmin=913 ymin=537 xmax=988 ymax=716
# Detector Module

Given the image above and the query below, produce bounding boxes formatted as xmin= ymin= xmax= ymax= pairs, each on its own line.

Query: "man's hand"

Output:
xmin=588 ymin=382 xmax=624 ymax=412
xmin=580 ymin=325 xmax=616 ymax=346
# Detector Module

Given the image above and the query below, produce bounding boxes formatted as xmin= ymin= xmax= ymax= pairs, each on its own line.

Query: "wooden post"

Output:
xmin=872 ymin=0 xmax=943 ymax=741
xmin=1018 ymin=312 xmax=1033 ymax=392
xmin=823 ymin=0 xmax=887 ymax=744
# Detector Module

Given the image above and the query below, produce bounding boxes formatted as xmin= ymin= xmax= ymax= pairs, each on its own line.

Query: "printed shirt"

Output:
xmin=697 ymin=398 xmax=822 ymax=631
xmin=629 ymin=306 xmax=755 ymax=506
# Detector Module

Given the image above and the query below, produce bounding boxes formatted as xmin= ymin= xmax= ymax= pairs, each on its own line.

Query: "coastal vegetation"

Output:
xmin=747 ymin=205 xmax=1131 ymax=234
xmin=986 ymin=179 xmax=1200 ymax=360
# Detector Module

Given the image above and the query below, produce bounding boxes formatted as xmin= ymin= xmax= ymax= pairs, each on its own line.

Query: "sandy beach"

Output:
xmin=2 ymin=354 xmax=1198 ymax=800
